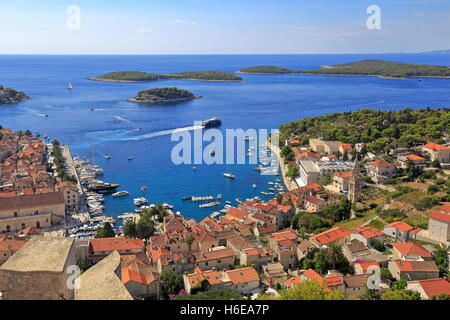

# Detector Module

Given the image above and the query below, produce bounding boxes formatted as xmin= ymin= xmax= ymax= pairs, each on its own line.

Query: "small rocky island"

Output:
xmin=0 ymin=85 xmax=30 ymax=105
xmin=89 ymin=70 xmax=243 ymax=82
xmin=127 ymin=87 xmax=201 ymax=104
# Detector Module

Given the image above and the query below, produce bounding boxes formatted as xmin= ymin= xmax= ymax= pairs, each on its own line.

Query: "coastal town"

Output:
xmin=0 ymin=107 xmax=449 ymax=300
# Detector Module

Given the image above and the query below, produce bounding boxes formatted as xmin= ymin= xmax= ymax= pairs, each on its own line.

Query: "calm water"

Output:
xmin=1 ymin=54 xmax=449 ymax=223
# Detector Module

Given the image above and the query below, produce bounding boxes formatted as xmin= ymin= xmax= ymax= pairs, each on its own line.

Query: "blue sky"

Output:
xmin=1 ymin=0 xmax=449 ymax=54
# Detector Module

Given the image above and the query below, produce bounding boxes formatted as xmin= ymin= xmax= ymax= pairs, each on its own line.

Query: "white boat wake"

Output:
xmin=120 ymin=125 xmax=204 ymax=141
xmin=114 ymin=115 xmax=132 ymax=123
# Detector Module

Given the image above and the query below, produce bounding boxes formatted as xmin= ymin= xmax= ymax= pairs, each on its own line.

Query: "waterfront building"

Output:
xmin=298 ymin=158 xmax=353 ymax=186
xmin=0 ymin=192 xmax=65 ymax=234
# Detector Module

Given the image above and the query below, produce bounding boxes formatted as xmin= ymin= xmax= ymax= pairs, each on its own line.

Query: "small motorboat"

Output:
xmin=141 ymin=186 xmax=147 ymax=192
xmin=128 ymin=157 xmax=133 ymax=160
xmin=112 ymin=191 xmax=129 ymax=198
xmin=223 ymin=172 xmax=235 ymax=179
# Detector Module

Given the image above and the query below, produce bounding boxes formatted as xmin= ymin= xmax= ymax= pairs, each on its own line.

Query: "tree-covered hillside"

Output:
xmin=279 ymin=108 xmax=449 ymax=148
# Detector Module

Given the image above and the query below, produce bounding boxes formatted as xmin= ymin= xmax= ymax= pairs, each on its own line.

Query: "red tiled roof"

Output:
xmin=430 ymin=211 xmax=450 ymax=223
xmin=423 ymin=142 xmax=450 ymax=151
xmin=404 ymin=154 xmax=425 ymax=161
xmin=335 ymin=171 xmax=353 ymax=178
xmin=325 ymin=275 xmax=344 ymax=287
xmin=370 ymin=159 xmax=394 ymax=167
xmin=225 ymin=267 xmax=260 ymax=285
xmin=393 ymin=243 xmax=432 ymax=258
xmin=310 ymin=227 xmax=350 ymax=246
xmin=305 ymin=195 xmax=325 ymax=206
xmin=351 ymin=226 xmax=384 ymax=239
xmin=394 ymin=260 xmax=438 ymax=272
xmin=285 ymin=275 xmax=301 ymax=288
xmin=0 ymin=239 xmax=27 ymax=251
xmin=303 ymin=268 xmax=323 ymax=283
xmin=186 ymin=268 xmax=222 ymax=288
xmin=414 ymin=278 xmax=450 ymax=298
xmin=384 ymin=221 xmax=414 ymax=232
xmin=355 ymin=261 xmax=380 ymax=271
xmin=121 ymin=255 xmax=156 ymax=285
xmin=227 ymin=207 xmax=248 ymax=220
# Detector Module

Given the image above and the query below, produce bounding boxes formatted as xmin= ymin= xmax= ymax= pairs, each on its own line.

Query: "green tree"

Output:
xmin=95 ymin=222 xmax=116 ymax=238
xmin=123 ymin=219 xmax=138 ymax=238
xmin=275 ymin=279 xmax=345 ymax=300
xmin=161 ymin=268 xmax=184 ymax=296
xmin=186 ymin=234 xmax=194 ymax=252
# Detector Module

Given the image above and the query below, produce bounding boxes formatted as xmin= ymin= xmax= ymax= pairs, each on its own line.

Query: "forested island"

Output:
xmin=279 ymin=108 xmax=449 ymax=148
xmin=238 ymin=60 xmax=450 ymax=78
xmin=0 ymin=85 xmax=30 ymax=105
xmin=89 ymin=70 xmax=242 ymax=82
xmin=127 ymin=87 xmax=201 ymax=104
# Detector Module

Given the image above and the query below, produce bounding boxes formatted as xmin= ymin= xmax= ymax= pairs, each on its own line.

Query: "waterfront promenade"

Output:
xmin=266 ymin=140 xmax=298 ymax=191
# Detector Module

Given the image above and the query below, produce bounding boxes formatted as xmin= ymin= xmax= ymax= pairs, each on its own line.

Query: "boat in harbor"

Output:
xmin=223 ymin=172 xmax=235 ymax=179
xmin=68 ymin=82 xmax=73 ymax=90
xmin=268 ymin=188 xmax=275 ymax=191
xmin=253 ymin=184 xmax=257 ymax=188
xmin=134 ymin=197 xmax=148 ymax=206
xmin=112 ymin=190 xmax=129 ymax=198
xmin=182 ymin=196 xmax=192 ymax=201
xmin=217 ymin=194 xmax=222 ymax=199
xmin=202 ymin=118 xmax=222 ymax=129
xmin=128 ymin=157 xmax=133 ymax=160
xmin=88 ymin=181 xmax=120 ymax=193
xmin=236 ymin=198 xmax=242 ymax=203
xmin=261 ymin=191 xmax=269 ymax=195
xmin=254 ymin=166 xmax=263 ymax=171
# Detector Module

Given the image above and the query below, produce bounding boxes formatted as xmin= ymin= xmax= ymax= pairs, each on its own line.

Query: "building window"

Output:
xmin=6 ymin=225 xmax=10 ymax=232
xmin=14 ymin=212 xmax=17 ymax=217
xmin=36 ymin=221 xmax=40 ymax=228
xmin=21 ymin=223 xmax=25 ymax=230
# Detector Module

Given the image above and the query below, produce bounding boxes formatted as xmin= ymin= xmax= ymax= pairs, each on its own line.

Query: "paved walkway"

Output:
xmin=266 ymin=140 xmax=298 ymax=191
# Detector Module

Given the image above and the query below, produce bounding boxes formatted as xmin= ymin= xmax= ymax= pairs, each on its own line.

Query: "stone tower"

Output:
xmin=348 ymin=156 xmax=362 ymax=203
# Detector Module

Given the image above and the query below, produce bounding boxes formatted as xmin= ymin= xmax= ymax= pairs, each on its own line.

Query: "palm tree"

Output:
xmin=326 ymin=243 xmax=343 ymax=270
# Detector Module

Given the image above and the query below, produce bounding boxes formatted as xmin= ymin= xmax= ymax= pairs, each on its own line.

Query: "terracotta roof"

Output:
xmin=325 ymin=275 xmax=344 ymax=287
xmin=351 ymin=226 xmax=384 ymax=239
xmin=256 ymin=224 xmax=277 ymax=235
xmin=310 ymin=227 xmax=351 ymax=246
xmin=89 ymin=237 xmax=143 ymax=253
xmin=121 ymin=254 xmax=156 ymax=286
xmin=0 ymin=192 xmax=64 ymax=211
xmin=335 ymin=171 xmax=353 ymax=178
xmin=192 ymin=248 xmax=235 ymax=263
xmin=227 ymin=207 xmax=248 ymax=220
xmin=285 ymin=275 xmax=301 ymax=288
xmin=227 ymin=236 xmax=257 ymax=251
xmin=271 ymin=230 xmax=297 ymax=242
xmin=393 ymin=243 xmax=432 ymax=258
xmin=0 ymin=239 xmax=27 ymax=251
xmin=404 ymin=154 xmax=425 ymax=161
xmin=225 ymin=267 xmax=260 ymax=285
xmin=355 ymin=261 xmax=379 ymax=271
xmin=412 ymin=278 xmax=450 ymax=298
xmin=384 ymin=221 xmax=414 ymax=232
xmin=243 ymin=248 xmax=259 ymax=256
xmin=423 ymin=142 xmax=450 ymax=151
xmin=186 ymin=268 xmax=222 ymax=288
xmin=303 ymin=268 xmax=323 ymax=283
xmin=370 ymin=159 xmax=394 ymax=167
xmin=394 ymin=260 xmax=438 ymax=272
xmin=150 ymin=247 xmax=169 ymax=263
xmin=305 ymin=195 xmax=325 ymax=206
xmin=343 ymin=274 xmax=369 ymax=288
xmin=429 ymin=211 xmax=450 ymax=223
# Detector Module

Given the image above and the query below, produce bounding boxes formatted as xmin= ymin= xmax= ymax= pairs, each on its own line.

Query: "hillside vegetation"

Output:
xmin=238 ymin=59 xmax=450 ymax=78
xmin=0 ymin=85 xmax=30 ymax=105
xmin=279 ymin=108 xmax=449 ymax=147
xmin=92 ymin=70 xmax=242 ymax=82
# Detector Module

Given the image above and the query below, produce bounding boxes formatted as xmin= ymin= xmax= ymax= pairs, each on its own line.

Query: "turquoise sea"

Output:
xmin=0 ymin=54 xmax=449 ymax=224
